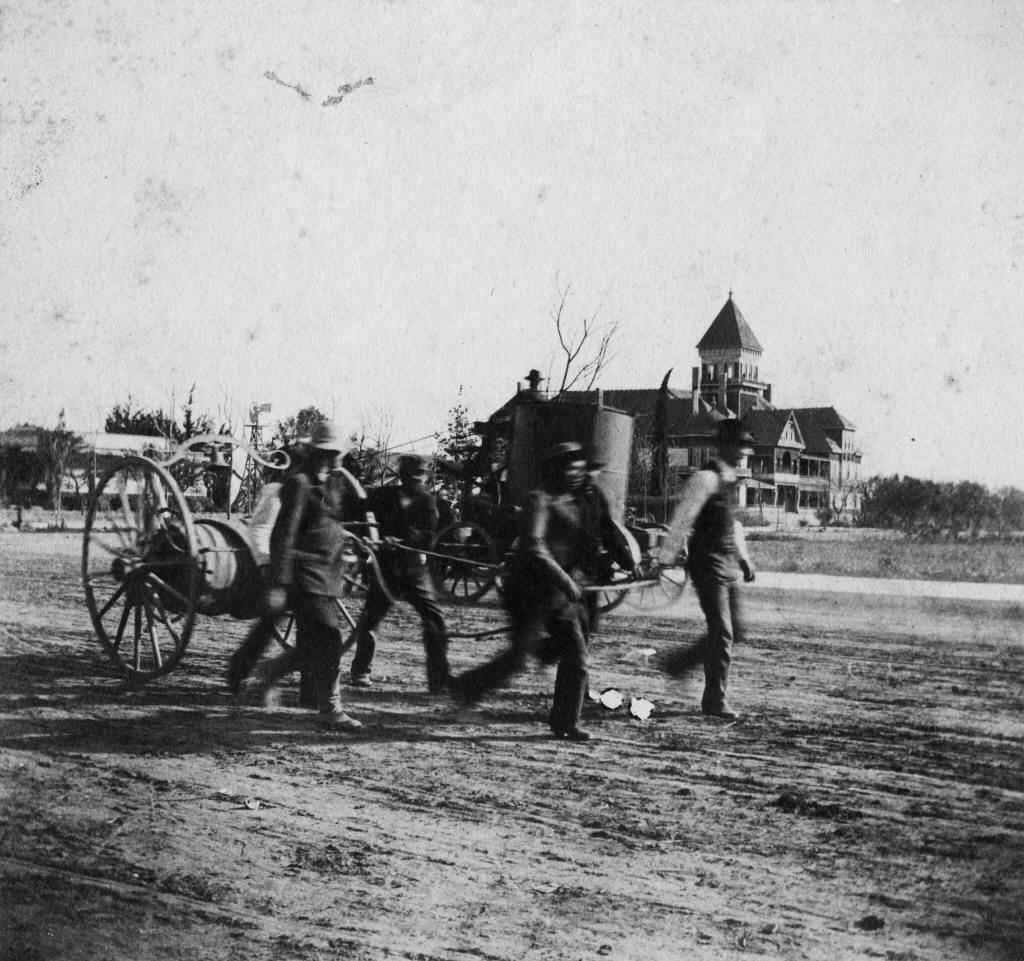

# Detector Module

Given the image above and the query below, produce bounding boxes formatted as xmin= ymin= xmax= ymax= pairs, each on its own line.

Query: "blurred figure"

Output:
xmin=261 ymin=422 xmax=361 ymax=729
xmin=659 ymin=419 xmax=756 ymax=720
xmin=226 ymin=445 xmax=314 ymax=703
xmin=349 ymin=454 xmax=450 ymax=693
xmin=451 ymin=441 xmax=620 ymax=741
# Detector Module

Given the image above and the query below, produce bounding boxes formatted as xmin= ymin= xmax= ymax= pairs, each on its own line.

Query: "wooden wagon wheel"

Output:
xmin=623 ymin=566 xmax=689 ymax=612
xmin=82 ymin=456 xmax=200 ymax=683
xmin=429 ymin=521 xmax=500 ymax=604
xmin=593 ymin=575 xmax=630 ymax=615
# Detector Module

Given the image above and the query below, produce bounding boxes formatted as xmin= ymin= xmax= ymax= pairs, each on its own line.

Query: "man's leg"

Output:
xmin=451 ymin=592 xmax=542 ymax=706
xmin=226 ymin=613 xmax=277 ymax=693
xmin=405 ymin=565 xmax=450 ymax=693
xmin=547 ymin=602 xmax=590 ymax=738
xmin=349 ymin=581 xmax=391 ymax=685
xmin=695 ymin=578 xmax=735 ymax=716
xmin=296 ymin=592 xmax=360 ymax=728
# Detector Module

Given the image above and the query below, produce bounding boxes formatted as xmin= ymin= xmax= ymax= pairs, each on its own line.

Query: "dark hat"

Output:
xmin=715 ymin=419 xmax=755 ymax=448
xmin=543 ymin=440 xmax=585 ymax=463
xmin=398 ymin=453 xmax=428 ymax=475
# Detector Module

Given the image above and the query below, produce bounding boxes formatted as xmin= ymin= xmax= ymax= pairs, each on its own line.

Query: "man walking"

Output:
xmin=450 ymin=441 xmax=619 ymax=741
xmin=659 ymin=419 xmax=756 ymax=720
xmin=263 ymin=421 xmax=362 ymax=729
xmin=349 ymin=454 xmax=450 ymax=693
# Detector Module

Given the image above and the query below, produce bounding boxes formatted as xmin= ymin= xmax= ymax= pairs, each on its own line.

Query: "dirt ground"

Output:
xmin=1 ymin=532 xmax=1022 ymax=961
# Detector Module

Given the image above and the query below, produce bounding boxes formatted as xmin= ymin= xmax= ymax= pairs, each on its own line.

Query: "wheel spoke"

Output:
xmin=117 ymin=474 xmax=135 ymax=536
xmin=136 ymin=474 xmax=147 ymax=536
xmin=145 ymin=572 xmax=191 ymax=611
xmin=97 ymin=580 xmax=129 ymax=619
xmin=133 ymin=598 xmax=143 ymax=671
xmin=102 ymin=504 xmax=135 ymax=551
xmin=142 ymin=596 xmax=164 ymax=669
xmin=145 ymin=583 xmax=181 ymax=648
xmin=113 ymin=594 xmax=133 ymax=653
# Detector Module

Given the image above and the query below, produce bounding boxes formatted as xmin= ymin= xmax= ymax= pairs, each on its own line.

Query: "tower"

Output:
xmin=691 ymin=293 xmax=772 ymax=417
xmin=233 ymin=402 xmax=272 ymax=513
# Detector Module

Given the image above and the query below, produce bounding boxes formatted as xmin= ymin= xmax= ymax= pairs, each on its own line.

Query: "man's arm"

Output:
xmin=734 ymin=519 xmax=755 ymax=582
xmin=267 ymin=474 xmax=310 ymax=594
xmin=593 ymin=489 xmax=641 ymax=575
xmin=523 ymin=490 xmax=580 ymax=600
xmin=658 ymin=469 xmax=718 ymax=566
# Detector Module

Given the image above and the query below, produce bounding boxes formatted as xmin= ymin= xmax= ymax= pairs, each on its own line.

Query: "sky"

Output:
xmin=1 ymin=0 xmax=1022 ymax=486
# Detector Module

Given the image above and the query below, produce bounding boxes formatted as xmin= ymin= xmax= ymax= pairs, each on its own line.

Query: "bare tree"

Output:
xmin=38 ymin=410 xmax=83 ymax=526
xmin=348 ymin=407 xmax=395 ymax=486
xmin=818 ymin=472 xmax=864 ymax=528
xmin=546 ymin=280 xmax=619 ymax=398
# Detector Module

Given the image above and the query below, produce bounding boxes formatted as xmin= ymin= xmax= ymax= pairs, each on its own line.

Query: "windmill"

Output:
xmin=232 ymin=402 xmax=272 ymax=514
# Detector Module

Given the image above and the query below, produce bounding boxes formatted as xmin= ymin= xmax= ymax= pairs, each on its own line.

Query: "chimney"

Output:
xmin=765 ymin=383 xmax=772 ymax=404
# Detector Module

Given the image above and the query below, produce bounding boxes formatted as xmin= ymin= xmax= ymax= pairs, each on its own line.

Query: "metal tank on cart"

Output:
xmin=507 ymin=396 xmax=634 ymax=518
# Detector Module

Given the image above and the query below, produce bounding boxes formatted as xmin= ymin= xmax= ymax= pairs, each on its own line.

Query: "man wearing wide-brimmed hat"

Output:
xmin=261 ymin=420 xmax=362 ymax=729
xmin=658 ymin=418 xmax=756 ymax=720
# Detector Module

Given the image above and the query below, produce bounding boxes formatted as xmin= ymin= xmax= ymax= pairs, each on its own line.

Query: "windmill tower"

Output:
xmin=232 ymin=402 xmax=272 ymax=513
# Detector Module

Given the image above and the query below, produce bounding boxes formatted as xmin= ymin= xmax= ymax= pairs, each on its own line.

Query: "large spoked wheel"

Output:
xmin=593 ymin=572 xmax=631 ymax=616
xmin=82 ymin=456 xmax=200 ymax=683
xmin=430 ymin=521 xmax=499 ymax=604
xmin=624 ymin=566 xmax=689 ymax=612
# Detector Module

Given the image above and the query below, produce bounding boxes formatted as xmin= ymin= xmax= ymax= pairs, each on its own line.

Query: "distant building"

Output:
xmin=483 ymin=294 xmax=863 ymax=524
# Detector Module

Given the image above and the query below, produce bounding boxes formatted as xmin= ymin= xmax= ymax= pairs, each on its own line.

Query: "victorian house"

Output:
xmin=486 ymin=294 xmax=863 ymax=524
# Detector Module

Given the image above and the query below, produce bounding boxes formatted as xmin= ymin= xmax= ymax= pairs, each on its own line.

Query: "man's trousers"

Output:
xmin=457 ymin=576 xmax=590 ymax=734
xmin=349 ymin=561 xmax=450 ymax=692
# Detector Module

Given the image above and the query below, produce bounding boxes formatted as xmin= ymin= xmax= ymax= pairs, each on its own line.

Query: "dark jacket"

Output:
xmin=510 ymin=489 xmax=597 ymax=599
xmin=268 ymin=472 xmax=347 ymax=596
xmin=365 ymin=485 xmax=439 ymax=550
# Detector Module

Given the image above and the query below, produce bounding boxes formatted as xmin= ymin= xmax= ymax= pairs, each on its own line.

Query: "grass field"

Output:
xmin=747 ymin=531 xmax=1024 ymax=584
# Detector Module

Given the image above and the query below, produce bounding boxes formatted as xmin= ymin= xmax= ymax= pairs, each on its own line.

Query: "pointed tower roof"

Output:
xmin=696 ymin=294 xmax=763 ymax=352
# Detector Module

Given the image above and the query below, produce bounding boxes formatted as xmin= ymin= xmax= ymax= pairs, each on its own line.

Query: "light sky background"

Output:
xmin=1 ymin=1 xmax=1022 ymax=486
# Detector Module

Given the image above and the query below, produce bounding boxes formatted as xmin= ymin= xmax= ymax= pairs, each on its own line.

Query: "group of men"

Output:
xmin=227 ymin=417 xmax=757 ymax=738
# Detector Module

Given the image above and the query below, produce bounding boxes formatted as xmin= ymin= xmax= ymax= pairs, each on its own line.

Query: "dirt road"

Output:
xmin=1 ymin=532 xmax=1022 ymax=960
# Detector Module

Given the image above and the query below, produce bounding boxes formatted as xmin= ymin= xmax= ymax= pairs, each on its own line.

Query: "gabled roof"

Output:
xmin=792 ymin=416 xmax=843 ymax=456
xmin=790 ymin=406 xmax=856 ymax=431
xmin=743 ymin=409 xmax=804 ymax=449
xmin=696 ymin=296 xmax=763 ymax=353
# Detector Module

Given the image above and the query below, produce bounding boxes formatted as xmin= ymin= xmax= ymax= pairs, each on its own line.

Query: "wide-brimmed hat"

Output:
xmin=715 ymin=419 xmax=754 ymax=448
xmin=310 ymin=421 xmax=345 ymax=452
